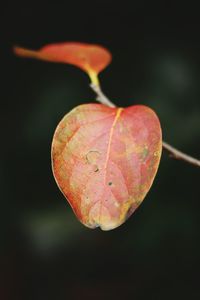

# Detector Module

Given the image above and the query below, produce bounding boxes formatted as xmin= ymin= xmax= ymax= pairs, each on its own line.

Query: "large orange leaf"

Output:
xmin=51 ymin=103 xmax=162 ymax=230
xmin=14 ymin=42 xmax=111 ymax=85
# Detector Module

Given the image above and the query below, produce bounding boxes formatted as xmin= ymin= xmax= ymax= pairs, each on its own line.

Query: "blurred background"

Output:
xmin=1 ymin=1 xmax=200 ymax=299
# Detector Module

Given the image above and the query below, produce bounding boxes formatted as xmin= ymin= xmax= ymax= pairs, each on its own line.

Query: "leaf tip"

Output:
xmin=13 ymin=46 xmax=37 ymax=59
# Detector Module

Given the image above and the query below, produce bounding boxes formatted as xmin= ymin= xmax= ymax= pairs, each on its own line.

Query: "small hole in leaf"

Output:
xmin=94 ymin=166 xmax=99 ymax=172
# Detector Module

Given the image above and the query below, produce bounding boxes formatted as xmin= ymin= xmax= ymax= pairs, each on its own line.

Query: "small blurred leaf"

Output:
xmin=14 ymin=42 xmax=112 ymax=85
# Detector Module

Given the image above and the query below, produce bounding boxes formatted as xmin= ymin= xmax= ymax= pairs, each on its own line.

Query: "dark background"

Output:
xmin=1 ymin=1 xmax=200 ymax=299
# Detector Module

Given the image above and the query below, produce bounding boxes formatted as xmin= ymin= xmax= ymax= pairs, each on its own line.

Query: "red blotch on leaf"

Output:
xmin=14 ymin=42 xmax=111 ymax=83
xmin=51 ymin=103 xmax=162 ymax=230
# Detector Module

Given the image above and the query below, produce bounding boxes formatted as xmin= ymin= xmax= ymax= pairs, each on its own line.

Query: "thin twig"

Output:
xmin=90 ymin=83 xmax=200 ymax=168
xmin=90 ymin=83 xmax=115 ymax=107
xmin=162 ymin=142 xmax=200 ymax=167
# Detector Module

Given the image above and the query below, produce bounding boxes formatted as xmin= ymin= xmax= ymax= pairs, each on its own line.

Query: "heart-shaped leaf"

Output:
xmin=51 ymin=103 xmax=162 ymax=230
xmin=14 ymin=42 xmax=111 ymax=85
